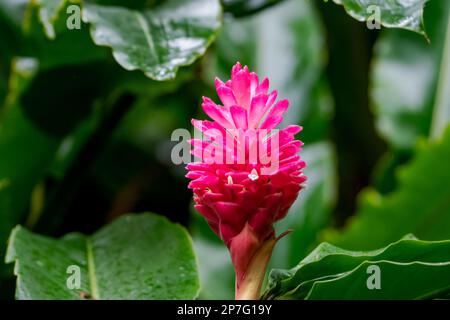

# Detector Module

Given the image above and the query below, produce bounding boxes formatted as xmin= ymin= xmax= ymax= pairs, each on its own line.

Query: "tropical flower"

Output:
xmin=186 ymin=62 xmax=306 ymax=299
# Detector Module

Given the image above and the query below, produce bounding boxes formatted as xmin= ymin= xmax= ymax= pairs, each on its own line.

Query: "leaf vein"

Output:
xmin=86 ymin=239 xmax=100 ymax=300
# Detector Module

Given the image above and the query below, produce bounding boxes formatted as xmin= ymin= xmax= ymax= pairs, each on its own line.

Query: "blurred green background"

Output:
xmin=0 ymin=0 xmax=449 ymax=299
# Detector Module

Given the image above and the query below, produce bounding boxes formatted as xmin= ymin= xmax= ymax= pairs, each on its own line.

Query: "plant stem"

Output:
xmin=235 ymin=237 xmax=276 ymax=300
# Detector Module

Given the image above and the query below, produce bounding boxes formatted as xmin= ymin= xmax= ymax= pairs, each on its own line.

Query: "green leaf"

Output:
xmin=324 ymin=126 xmax=450 ymax=250
xmin=263 ymin=236 xmax=450 ymax=300
xmin=221 ymin=0 xmax=286 ymax=17
xmin=371 ymin=0 xmax=450 ymax=149
xmin=5 ymin=213 xmax=200 ymax=300
xmin=82 ymin=0 xmax=222 ymax=80
xmin=330 ymin=0 xmax=428 ymax=35
xmin=306 ymin=260 xmax=450 ymax=299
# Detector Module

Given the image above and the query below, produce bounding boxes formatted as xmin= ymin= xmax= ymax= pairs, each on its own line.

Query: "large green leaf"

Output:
xmin=263 ymin=236 xmax=450 ymax=300
xmin=323 ymin=126 xmax=450 ymax=250
xmin=330 ymin=0 xmax=428 ymax=35
xmin=5 ymin=213 xmax=199 ymax=300
xmin=306 ymin=260 xmax=450 ymax=299
xmin=82 ymin=0 xmax=222 ymax=80
xmin=371 ymin=0 xmax=450 ymax=149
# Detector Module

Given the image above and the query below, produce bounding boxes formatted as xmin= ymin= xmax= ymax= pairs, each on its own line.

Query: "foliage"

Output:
xmin=0 ymin=0 xmax=448 ymax=300
xmin=263 ymin=235 xmax=450 ymax=300
xmin=6 ymin=213 xmax=199 ymax=299
xmin=324 ymin=127 xmax=450 ymax=250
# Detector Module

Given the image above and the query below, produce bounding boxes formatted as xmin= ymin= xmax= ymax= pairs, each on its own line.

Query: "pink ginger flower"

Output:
xmin=186 ymin=62 xmax=306 ymax=299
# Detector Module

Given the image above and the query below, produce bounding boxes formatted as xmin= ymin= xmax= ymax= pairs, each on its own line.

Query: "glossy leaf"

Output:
xmin=6 ymin=213 xmax=200 ymax=300
xmin=331 ymin=0 xmax=428 ymax=35
xmin=306 ymin=260 xmax=450 ymax=299
xmin=371 ymin=0 xmax=450 ymax=149
xmin=82 ymin=0 xmax=222 ymax=80
xmin=263 ymin=236 xmax=450 ymax=299
xmin=324 ymin=126 xmax=450 ymax=250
